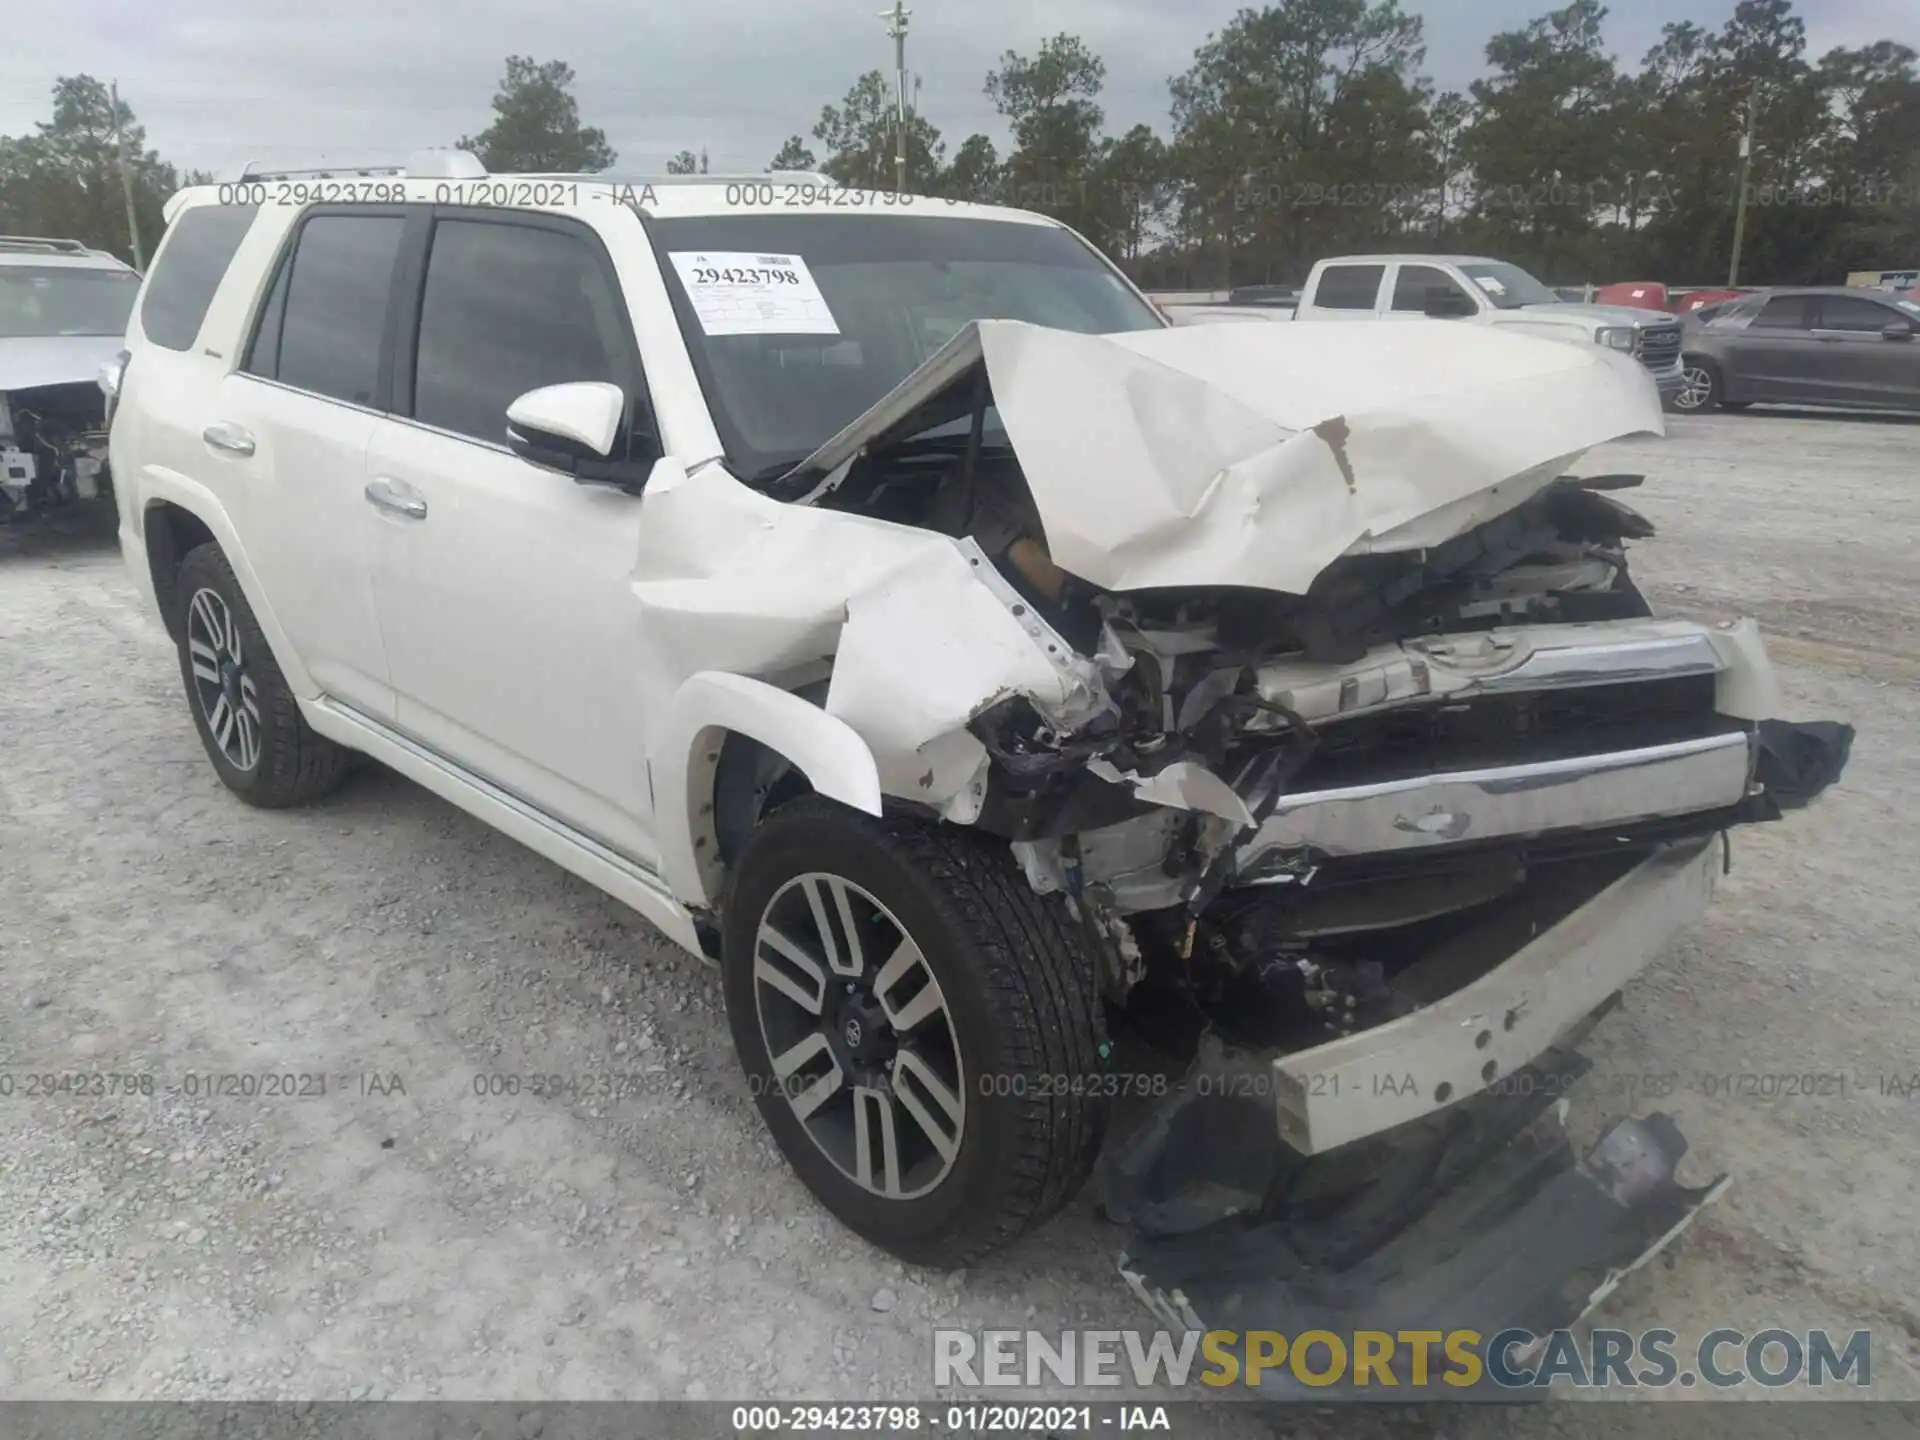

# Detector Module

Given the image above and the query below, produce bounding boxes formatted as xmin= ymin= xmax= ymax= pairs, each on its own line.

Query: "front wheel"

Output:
xmin=721 ymin=797 xmax=1109 ymax=1267
xmin=1670 ymin=357 xmax=1722 ymax=412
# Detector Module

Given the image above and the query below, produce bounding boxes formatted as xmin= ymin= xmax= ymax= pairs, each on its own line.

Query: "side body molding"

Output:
xmin=651 ymin=670 xmax=886 ymax=906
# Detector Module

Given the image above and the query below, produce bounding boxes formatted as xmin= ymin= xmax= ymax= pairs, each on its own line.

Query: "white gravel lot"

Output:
xmin=2 ymin=406 xmax=1917 ymax=1432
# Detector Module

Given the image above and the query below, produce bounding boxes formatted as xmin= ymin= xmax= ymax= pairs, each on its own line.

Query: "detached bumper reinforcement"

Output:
xmin=1266 ymin=835 xmax=1719 ymax=1154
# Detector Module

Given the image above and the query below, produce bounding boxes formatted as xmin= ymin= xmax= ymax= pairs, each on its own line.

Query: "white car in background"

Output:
xmin=1293 ymin=253 xmax=1689 ymax=406
xmin=0 ymin=234 xmax=139 ymax=523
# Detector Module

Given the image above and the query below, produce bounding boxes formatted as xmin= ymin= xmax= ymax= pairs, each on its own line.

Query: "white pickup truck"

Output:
xmin=1294 ymin=254 xmax=1687 ymax=405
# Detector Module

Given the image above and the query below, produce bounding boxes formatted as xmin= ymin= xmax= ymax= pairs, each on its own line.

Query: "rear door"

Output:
xmin=1807 ymin=294 xmax=1920 ymax=409
xmin=1729 ymin=294 xmax=1819 ymax=402
xmin=200 ymin=207 xmax=408 ymax=721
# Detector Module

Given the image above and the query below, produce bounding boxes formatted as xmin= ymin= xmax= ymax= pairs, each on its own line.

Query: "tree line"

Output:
xmin=5 ymin=0 xmax=1915 ymax=288
xmin=759 ymin=0 xmax=1918 ymax=287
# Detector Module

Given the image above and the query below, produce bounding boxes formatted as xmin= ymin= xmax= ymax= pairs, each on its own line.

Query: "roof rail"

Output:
xmin=0 ymin=235 xmax=95 ymax=255
xmin=504 ymin=169 xmax=843 ymax=189
xmin=222 ymin=148 xmax=487 ymax=183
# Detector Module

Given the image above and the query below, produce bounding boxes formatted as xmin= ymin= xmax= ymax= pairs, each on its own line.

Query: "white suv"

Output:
xmin=110 ymin=152 xmax=1848 ymax=1333
xmin=1 ymin=234 xmax=141 ymax=522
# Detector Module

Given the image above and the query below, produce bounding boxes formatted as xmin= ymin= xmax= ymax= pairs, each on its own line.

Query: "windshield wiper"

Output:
xmin=745 ymin=458 xmax=806 ymax=485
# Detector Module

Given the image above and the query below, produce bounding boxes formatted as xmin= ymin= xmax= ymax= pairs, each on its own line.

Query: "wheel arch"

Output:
xmin=138 ymin=479 xmax=318 ymax=700
xmin=1682 ymin=349 xmax=1725 ymax=403
xmin=651 ymin=671 xmax=886 ymax=909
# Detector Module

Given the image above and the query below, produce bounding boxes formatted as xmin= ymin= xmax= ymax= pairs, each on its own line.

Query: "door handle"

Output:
xmin=202 ymin=422 xmax=256 ymax=457
xmin=364 ymin=479 xmax=427 ymax=520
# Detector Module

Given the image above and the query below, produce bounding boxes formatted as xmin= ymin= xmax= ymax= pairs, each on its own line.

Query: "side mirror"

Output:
xmin=506 ymin=381 xmax=660 ymax=493
xmin=1423 ymin=286 xmax=1479 ymax=318
xmin=1882 ymin=320 xmax=1915 ymax=342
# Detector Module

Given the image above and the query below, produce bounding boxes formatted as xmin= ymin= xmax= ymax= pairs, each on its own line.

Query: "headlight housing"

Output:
xmin=1595 ymin=325 xmax=1637 ymax=352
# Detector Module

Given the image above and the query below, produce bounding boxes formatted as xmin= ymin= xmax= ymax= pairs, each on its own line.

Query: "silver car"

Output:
xmin=1675 ymin=286 xmax=1920 ymax=413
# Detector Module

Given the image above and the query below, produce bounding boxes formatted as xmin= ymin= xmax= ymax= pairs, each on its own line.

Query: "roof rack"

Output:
xmin=504 ymin=169 xmax=843 ymax=189
xmin=0 ymin=235 xmax=96 ymax=256
xmin=222 ymin=148 xmax=487 ymax=183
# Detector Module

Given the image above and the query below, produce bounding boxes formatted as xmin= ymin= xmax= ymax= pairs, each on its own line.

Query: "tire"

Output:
xmin=721 ymin=796 xmax=1108 ymax=1267
xmin=173 ymin=542 xmax=351 ymax=808
xmin=1672 ymin=356 xmax=1722 ymax=413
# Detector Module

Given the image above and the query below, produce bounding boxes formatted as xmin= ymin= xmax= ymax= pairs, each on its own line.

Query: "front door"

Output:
xmin=365 ymin=210 xmax=662 ymax=864
xmin=1807 ymin=294 xmax=1920 ymax=409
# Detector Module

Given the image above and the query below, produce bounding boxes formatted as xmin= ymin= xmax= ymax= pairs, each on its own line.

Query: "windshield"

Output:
xmin=645 ymin=213 xmax=1163 ymax=479
xmin=1457 ymin=262 xmax=1562 ymax=310
xmin=0 ymin=266 xmax=140 ymax=338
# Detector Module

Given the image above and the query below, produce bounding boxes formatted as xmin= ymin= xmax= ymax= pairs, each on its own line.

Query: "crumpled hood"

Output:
xmin=797 ymin=317 xmax=1665 ymax=595
xmin=0 ymin=334 xmax=124 ymax=394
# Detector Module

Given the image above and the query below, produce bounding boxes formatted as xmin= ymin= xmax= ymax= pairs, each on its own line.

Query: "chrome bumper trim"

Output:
xmin=1235 ymin=728 xmax=1753 ymax=868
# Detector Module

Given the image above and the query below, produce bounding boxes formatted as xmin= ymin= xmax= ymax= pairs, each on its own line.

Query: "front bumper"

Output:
xmin=1097 ymin=838 xmax=1732 ymax=1384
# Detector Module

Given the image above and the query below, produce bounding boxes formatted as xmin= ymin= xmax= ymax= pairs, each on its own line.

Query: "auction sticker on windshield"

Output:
xmin=667 ymin=251 xmax=840 ymax=336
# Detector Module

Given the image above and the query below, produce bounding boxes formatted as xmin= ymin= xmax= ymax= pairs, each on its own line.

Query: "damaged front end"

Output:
xmin=782 ymin=318 xmax=1854 ymax=1367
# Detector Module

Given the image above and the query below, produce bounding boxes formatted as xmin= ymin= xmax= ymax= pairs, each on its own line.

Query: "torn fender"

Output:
xmin=793 ymin=318 xmax=1665 ymax=596
xmin=823 ymin=536 xmax=1112 ymax=821
xmin=652 ymin=670 xmax=885 ymax=906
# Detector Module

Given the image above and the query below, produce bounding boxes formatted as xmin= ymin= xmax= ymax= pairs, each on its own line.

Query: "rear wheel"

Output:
xmin=174 ymin=543 xmax=351 ymax=808
xmin=721 ymin=797 xmax=1108 ymax=1267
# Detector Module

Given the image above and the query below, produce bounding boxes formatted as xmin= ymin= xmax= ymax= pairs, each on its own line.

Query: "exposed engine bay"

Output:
xmin=806 ymin=407 xmax=1843 ymax=1066
xmin=0 ymin=381 xmax=112 ymax=523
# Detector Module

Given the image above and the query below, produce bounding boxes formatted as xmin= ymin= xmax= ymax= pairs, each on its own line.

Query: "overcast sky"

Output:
xmin=0 ymin=0 xmax=1900 ymax=178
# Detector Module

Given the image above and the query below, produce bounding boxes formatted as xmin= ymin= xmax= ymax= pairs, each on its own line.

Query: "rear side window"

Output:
xmin=1815 ymin=296 xmax=1895 ymax=332
xmin=247 ymin=215 xmax=405 ymax=407
xmin=1314 ymin=265 xmax=1385 ymax=310
xmin=409 ymin=218 xmax=634 ymax=446
xmin=139 ymin=204 xmax=258 ymax=351
xmin=1751 ymin=296 xmax=1812 ymax=330
xmin=1391 ymin=264 xmax=1472 ymax=312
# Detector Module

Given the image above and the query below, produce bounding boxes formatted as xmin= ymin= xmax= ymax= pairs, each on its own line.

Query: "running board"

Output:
xmin=305 ymin=697 xmax=706 ymax=958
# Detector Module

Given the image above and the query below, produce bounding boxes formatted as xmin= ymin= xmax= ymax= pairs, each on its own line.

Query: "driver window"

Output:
xmin=1391 ymin=264 xmax=1472 ymax=312
xmin=410 ymin=218 xmax=638 ymax=448
xmin=1750 ymin=295 xmax=1813 ymax=330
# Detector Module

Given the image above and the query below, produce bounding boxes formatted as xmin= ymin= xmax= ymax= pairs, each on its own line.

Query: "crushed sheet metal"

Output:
xmin=794 ymin=318 xmax=1665 ymax=596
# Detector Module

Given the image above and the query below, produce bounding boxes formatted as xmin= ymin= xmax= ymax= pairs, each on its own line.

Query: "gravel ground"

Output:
xmin=2 ymin=406 xmax=1917 ymax=1432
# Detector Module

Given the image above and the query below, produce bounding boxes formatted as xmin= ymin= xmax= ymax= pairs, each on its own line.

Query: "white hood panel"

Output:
xmin=970 ymin=319 xmax=1664 ymax=594
xmin=0 ymin=334 xmax=125 ymax=394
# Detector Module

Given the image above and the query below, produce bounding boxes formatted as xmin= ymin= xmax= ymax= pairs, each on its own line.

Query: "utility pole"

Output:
xmin=110 ymin=80 xmax=144 ymax=270
xmin=1727 ymin=88 xmax=1758 ymax=288
xmin=880 ymin=1 xmax=911 ymax=192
